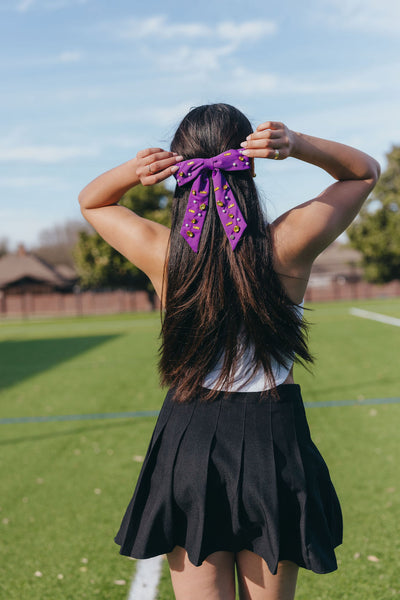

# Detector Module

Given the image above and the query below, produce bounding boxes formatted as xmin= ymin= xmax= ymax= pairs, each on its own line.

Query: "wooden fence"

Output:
xmin=304 ymin=279 xmax=400 ymax=303
xmin=0 ymin=280 xmax=399 ymax=319
xmin=0 ymin=289 xmax=159 ymax=319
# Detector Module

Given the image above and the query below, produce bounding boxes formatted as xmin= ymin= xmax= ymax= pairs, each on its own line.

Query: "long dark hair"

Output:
xmin=159 ymin=103 xmax=312 ymax=403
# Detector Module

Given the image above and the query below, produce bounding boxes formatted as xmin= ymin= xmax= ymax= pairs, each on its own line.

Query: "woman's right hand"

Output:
xmin=240 ymin=121 xmax=296 ymax=160
xmin=136 ymin=148 xmax=183 ymax=186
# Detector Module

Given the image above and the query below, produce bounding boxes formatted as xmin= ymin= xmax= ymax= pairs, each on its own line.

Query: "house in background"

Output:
xmin=308 ymin=241 xmax=363 ymax=288
xmin=0 ymin=241 xmax=362 ymax=296
xmin=0 ymin=244 xmax=78 ymax=297
xmin=0 ymin=240 xmax=397 ymax=316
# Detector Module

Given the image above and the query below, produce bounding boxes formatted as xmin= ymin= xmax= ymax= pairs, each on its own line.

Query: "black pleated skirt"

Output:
xmin=114 ymin=384 xmax=343 ymax=575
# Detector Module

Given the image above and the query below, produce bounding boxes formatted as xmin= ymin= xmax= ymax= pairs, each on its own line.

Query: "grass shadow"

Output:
xmin=0 ymin=335 xmax=121 ymax=392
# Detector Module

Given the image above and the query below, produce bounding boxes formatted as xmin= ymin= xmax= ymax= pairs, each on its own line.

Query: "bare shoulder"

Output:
xmin=80 ymin=204 xmax=169 ymax=299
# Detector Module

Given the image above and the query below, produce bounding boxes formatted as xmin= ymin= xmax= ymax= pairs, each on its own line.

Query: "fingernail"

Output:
xmin=172 ymin=152 xmax=178 ymax=156
xmin=175 ymin=155 xmax=184 ymax=162
xmin=246 ymin=135 xmax=251 ymax=140
xmin=171 ymin=165 xmax=179 ymax=172
xmin=242 ymin=150 xmax=250 ymax=156
xmin=240 ymin=141 xmax=247 ymax=148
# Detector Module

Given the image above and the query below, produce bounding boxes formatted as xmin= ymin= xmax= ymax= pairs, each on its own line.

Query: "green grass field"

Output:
xmin=0 ymin=298 xmax=399 ymax=599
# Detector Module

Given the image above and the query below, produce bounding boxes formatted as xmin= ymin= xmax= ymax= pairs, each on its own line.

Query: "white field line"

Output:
xmin=350 ymin=308 xmax=400 ymax=327
xmin=128 ymin=556 xmax=163 ymax=600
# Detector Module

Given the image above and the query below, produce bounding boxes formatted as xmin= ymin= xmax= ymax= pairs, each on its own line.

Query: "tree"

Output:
xmin=0 ymin=237 xmax=9 ymax=258
xmin=32 ymin=220 xmax=94 ymax=268
xmin=73 ymin=182 xmax=173 ymax=290
xmin=348 ymin=145 xmax=400 ymax=283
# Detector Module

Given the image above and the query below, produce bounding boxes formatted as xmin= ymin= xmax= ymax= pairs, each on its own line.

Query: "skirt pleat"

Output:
xmin=237 ymin=395 xmax=281 ymax=573
xmin=115 ymin=384 xmax=343 ymax=575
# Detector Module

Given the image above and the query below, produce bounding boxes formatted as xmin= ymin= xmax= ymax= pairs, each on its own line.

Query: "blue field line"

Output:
xmin=0 ymin=397 xmax=400 ymax=425
xmin=0 ymin=410 xmax=160 ymax=425
xmin=304 ymin=397 xmax=400 ymax=408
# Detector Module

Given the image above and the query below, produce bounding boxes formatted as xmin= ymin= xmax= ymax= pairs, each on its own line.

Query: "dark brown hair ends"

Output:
xmin=159 ymin=104 xmax=313 ymax=403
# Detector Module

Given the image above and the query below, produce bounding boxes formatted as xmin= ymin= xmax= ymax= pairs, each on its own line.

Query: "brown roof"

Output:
xmin=0 ymin=247 xmax=75 ymax=289
xmin=311 ymin=242 xmax=362 ymax=276
xmin=53 ymin=264 xmax=78 ymax=281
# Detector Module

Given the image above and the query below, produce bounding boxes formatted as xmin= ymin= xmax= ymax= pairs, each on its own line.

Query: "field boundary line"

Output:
xmin=350 ymin=307 xmax=400 ymax=327
xmin=127 ymin=556 xmax=163 ymax=600
xmin=303 ymin=397 xmax=400 ymax=408
xmin=0 ymin=410 xmax=160 ymax=425
xmin=1 ymin=398 xmax=400 ymax=425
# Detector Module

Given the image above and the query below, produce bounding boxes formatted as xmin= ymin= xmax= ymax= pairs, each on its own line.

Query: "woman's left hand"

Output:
xmin=136 ymin=148 xmax=183 ymax=186
xmin=240 ymin=121 xmax=295 ymax=160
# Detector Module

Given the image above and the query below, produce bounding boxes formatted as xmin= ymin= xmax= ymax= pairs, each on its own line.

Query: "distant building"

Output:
xmin=308 ymin=241 xmax=363 ymax=287
xmin=0 ymin=244 xmax=78 ymax=295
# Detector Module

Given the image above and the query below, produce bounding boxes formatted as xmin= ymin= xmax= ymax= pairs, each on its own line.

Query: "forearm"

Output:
xmin=290 ymin=131 xmax=380 ymax=182
xmin=78 ymin=158 xmax=140 ymax=209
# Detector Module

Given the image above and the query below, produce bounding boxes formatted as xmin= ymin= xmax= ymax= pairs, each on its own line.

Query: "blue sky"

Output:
xmin=1 ymin=0 xmax=399 ymax=251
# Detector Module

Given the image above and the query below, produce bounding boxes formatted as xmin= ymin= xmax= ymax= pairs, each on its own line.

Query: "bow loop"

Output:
xmin=175 ymin=158 xmax=208 ymax=187
xmin=174 ymin=149 xmax=250 ymax=252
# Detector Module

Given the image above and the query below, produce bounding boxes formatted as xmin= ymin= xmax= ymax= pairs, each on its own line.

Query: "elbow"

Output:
xmin=78 ymin=189 xmax=87 ymax=209
xmin=371 ymin=158 xmax=381 ymax=183
xmin=363 ymin=158 xmax=381 ymax=190
xmin=78 ymin=193 xmax=91 ymax=220
xmin=367 ymin=157 xmax=381 ymax=185
xmin=78 ymin=188 xmax=93 ymax=212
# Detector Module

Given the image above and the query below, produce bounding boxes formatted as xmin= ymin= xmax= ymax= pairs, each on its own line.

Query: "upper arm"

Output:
xmin=271 ymin=177 xmax=377 ymax=278
xmin=80 ymin=203 xmax=170 ymax=296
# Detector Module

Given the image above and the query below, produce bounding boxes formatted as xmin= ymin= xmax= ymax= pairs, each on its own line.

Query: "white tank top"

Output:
xmin=203 ymin=302 xmax=304 ymax=392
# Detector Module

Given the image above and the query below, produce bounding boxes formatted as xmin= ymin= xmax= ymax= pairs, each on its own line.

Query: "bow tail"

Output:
xmin=179 ymin=172 xmax=210 ymax=252
xmin=213 ymin=171 xmax=247 ymax=251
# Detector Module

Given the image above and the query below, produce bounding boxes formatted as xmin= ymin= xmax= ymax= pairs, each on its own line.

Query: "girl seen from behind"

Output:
xmin=78 ymin=104 xmax=380 ymax=599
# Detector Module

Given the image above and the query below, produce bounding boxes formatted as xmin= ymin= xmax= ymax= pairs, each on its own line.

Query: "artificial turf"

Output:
xmin=0 ymin=299 xmax=399 ymax=599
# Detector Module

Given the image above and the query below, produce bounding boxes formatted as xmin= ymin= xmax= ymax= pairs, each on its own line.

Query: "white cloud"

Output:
xmin=15 ymin=0 xmax=89 ymax=12
xmin=0 ymin=144 xmax=99 ymax=163
xmin=155 ymin=43 xmax=236 ymax=72
xmin=69 ymin=102 xmax=198 ymax=135
xmin=216 ymin=21 xmax=277 ymax=42
xmin=226 ymin=62 xmax=395 ymax=97
xmin=57 ymin=51 xmax=82 ymax=63
xmin=135 ymin=19 xmax=275 ymax=78
xmin=4 ymin=50 xmax=84 ymax=67
xmin=17 ymin=0 xmax=35 ymax=12
xmin=226 ymin=67 xmax=278 ymax=94
xmin=108 ymin=15 xmax=277 ymax=43
xmin=319 ymin=0 xmax=400 ymax=34
xmin=137 ymin=102 xmax=197 ymax=128
xmin=95 ymin=16 xmax=277 ymax=85
xmin=280 ymin=74 xmax=377 ymax=95
xmin=0 ymin=125 xmax=29 ymax=146
xmin=117 ymin=15 xmax=210 ymax=40
xmin=289 ymin=99 xmax=400 ymax=160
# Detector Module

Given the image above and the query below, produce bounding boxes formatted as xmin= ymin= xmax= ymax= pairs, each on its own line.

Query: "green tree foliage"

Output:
xmin=348 ymin=145 xmax=400 ymax=283
xmin=73 ymin=183 xmax=173 ymax=290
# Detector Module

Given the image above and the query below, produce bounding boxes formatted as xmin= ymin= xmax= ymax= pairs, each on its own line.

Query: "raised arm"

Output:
xmin=241 ymin=122 xmax=380 ymax=282
xmin=78 ymin=149 xmax=182 ymax=298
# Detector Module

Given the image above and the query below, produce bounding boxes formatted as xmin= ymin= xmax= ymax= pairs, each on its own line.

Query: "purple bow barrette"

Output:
xmin=173 ymin=149 xmax=250 ymax=252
